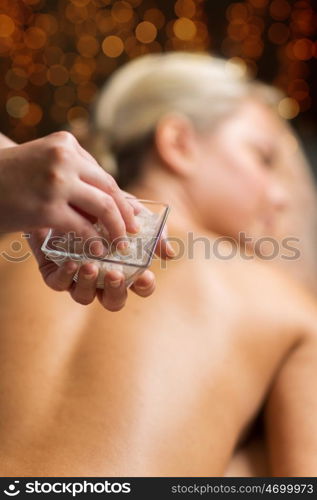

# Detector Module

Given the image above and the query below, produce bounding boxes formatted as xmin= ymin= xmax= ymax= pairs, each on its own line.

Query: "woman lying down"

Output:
xmin=1 ymin=53 xmax=317 ymax=477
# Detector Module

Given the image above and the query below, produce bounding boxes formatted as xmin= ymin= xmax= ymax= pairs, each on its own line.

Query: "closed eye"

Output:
xmin=260 ymin=151 xmax=274 ymax=169
xmin=250 ymin=143 xmax=277 ymax=170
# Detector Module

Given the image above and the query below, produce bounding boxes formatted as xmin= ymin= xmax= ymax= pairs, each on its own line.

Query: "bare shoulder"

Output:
xmin=152 ymin=245 xmax=317 ymax=342
xmin=218 ymin=254 xmax=317 ymax=340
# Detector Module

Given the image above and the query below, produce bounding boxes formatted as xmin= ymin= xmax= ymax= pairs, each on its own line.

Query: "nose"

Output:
xmin=267 ymin=182 xmax=289 ymax=213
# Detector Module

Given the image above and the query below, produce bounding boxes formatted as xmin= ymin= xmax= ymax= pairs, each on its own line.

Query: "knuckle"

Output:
xmin=48 ymin=143 xmax=71 ymax=165
xmin=46 ymin=132 xmax=76 ymax=164
xmin=124 ymin=201 xmax=134 ymax=217
xmin=102 ymin=194 xmax=115 ymax=212
xmin=46 ymin=163 xmax=65 ymax=187
xmin=49 ymin=130 xmax=75 ymax=145
xmin=106 ymin=176 xmax=118 ymax=195
xmin=116 ymin=220 xmax=126 ymax=235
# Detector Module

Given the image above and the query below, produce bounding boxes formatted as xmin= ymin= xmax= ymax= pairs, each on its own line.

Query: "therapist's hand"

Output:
xmin=0 ymin=131 xmax=175 ymax=311
xmin=29 ymin=227 xmax=174 ymax=311
xmin=0 ymin=131 xmax=140 ymax=250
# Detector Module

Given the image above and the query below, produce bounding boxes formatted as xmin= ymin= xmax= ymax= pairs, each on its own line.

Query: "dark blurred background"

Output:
xmin=0 ymin=0 xmax=316 ymax=170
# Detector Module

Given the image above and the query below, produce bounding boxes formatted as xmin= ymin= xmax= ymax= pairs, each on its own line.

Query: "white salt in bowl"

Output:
xmin=41 ymin=200 xmax=170 ymax=289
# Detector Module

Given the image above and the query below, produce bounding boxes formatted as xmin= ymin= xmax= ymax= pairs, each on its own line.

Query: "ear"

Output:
xmin=154 ymin=113 xmax=200 ymax=178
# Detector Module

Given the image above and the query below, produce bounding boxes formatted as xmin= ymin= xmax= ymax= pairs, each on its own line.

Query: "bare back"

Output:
xmin=0 ymin=231 xmax=316 ymax=476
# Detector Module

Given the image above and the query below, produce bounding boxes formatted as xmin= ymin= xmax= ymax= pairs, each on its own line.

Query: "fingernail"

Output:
xmin=110 ymin=279 xmax=122 ymax=288
xmin=136 ymin=283 xmax=151 ymax=290
xmin=130 ymin=222 xmax=140 ymax=234
xmin=166 ymin=242 xmax=176 ymax=257
xmin=83 ymin=272 xmax=95 ymax=280
xmin=118 ymin=240 xmax=130 ymax=255
xmin=91 ymin=241 xmax=104 ymax=257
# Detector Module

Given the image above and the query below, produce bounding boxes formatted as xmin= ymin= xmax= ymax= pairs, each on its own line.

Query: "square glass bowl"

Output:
xmin=41 ymin=200 xmax=170 ymax=288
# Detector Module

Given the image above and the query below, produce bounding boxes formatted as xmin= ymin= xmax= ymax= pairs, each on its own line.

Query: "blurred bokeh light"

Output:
xmin=0 ymin=0 xmax=315 ymax=165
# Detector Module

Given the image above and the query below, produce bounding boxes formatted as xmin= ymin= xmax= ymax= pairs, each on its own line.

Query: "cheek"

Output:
xmin=201 ymin=159 xmax=269 ymax=234
xmin=207 ymin=154 xmax=267 ymax=209
xmin=228 ymin=168 xmax=268 ymax=215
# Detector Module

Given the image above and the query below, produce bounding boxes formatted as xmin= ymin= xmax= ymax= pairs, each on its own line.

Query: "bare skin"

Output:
xmin=0 ymin=133 xmax=174 ymax=310
xmin=225 ymin=437 xmax=268 ymax=477
xmin=0 ymin=100 xmax=316 ymax=477
xmin=0 ymin=223 xmax=317 ymax=477
xmin=0 ymin=132 xmax=140 ymax=241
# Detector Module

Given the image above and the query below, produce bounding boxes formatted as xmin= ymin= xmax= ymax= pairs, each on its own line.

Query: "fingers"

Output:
xmin=32 ymin=225 xmax=156 ymax=308
xmin=74 ymin=137 xmax=100 ymax=167
xmin=45 ymin=133 xmax=139 ymax=238
xmin=29 ymin=229 xmax=79 ymax=290
xmin=68 ymin=266 xmax=156 ymax=309
xmin=154 ymin=237 xmax=175 ymax=260
xmin=50 ymin=132 xmax=139 ymax=235
xmin=28 ymin=229 xmax=51 ymax=264
xmin=121 ymin=191 xmax=143 ymax=215
xmin=77 ymin=160 xmax=139 ymax=234
xmin=70 ymin=262 xmax=98 ymax=305
xmin=130 ymin=270 xmax=156 ymax=297
xmin=74 ymin=141 xmax=138 ymax=217
xmin=53 ymin=205 xmax=104 ymax=256
xmin=30 ymin=227 xmax=80 ymax=292
xmin=69 ymin=182 xmax=127 ymax=244
xmin=97 ymin=270 xmax=127 ymax=312
xmin=154 ymin=225 xmax=175 ymax=260
xmin=111 ymin=189 xmax=140 ymax=234
xmin=73 ymin=140 xmax=135 ymax=218
xmin=44 ymin=260 xmax=79 ymax=292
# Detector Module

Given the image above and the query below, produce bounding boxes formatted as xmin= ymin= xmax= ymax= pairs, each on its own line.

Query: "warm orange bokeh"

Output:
xmin=0 ymin=0 xmax=314 ymax=142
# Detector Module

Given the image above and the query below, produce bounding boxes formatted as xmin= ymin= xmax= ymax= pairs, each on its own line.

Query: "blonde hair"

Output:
xmin=92 ymin=52 xmax=280 ymax=185
xmin=91 ymin=51 xmax=317 ymax=292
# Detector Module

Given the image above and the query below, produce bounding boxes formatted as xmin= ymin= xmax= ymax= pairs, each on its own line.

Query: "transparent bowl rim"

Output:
xmin=41 ymin=199 xmax=170 ymax=269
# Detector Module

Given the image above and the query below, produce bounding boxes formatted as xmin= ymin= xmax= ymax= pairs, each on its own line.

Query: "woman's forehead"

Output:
xmin=218 ymin=99 xmax=282 ymax=141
